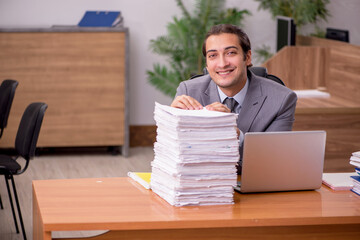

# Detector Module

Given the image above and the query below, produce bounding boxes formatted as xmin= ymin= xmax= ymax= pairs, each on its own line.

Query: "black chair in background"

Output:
xmin=190 ymin=67 xmax=285 ymax=86
xmin=0 ymin=79 xmax=19 ymax=138
xmin=0 ymin=79 xmax=19 ymax=212
xmin=249 ymin=66 xmax=285 ymax=86
xmin=0 ymin=102 xmax=48 ymax=240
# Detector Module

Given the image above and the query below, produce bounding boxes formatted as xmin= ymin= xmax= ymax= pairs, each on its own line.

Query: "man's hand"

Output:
xmin=171 ymin=95 xmax=203 ymax=110
xmin=172 ymin=98 xmax=240 ymax=138
xmin=236 ymin=127 xmax=240 ymax=138
xmin=205 ymin=102 xmax=231 ymax=113
xmin=206 ymin=102 xmax=240 ymax=138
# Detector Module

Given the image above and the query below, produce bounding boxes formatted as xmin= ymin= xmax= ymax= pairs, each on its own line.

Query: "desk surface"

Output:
xmin=33 ymin=177 xmax=360 ymax=234
xmin=296 ymin=95 xmax=360 ymax=114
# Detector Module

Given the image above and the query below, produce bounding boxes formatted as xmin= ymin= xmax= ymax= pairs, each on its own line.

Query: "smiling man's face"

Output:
xmin=205 ymin=33 xmax=251 ymax=97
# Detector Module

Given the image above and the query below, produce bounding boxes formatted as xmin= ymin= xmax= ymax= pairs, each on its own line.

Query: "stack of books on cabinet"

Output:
xmin=349 ymin=151 xmax=360 ymax=196
xmin=150 ymin=102 xmax=239 ymax=206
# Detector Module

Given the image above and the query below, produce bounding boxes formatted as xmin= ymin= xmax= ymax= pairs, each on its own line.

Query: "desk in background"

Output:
xmin=263 ymin=36 xmax=360 ymax=172
xmin=33 ymin=177 xmax=360 ymax=240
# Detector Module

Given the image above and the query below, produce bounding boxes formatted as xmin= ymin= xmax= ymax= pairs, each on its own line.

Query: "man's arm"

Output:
xmin=266 ymin=91 xmax=298 ymax=132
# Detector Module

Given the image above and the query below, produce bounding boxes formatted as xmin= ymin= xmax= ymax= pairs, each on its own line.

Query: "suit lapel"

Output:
xmin=203 ymin=77 xmax=220 ymax=105
xmin=200 ymin=73 xmax=267 ymax=132
xmin=238 ymin=73 xmax=267 ymax=132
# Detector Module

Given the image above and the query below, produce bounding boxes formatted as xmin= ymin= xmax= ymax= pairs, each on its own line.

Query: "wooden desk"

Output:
xmin=294 ymin=96 xmax=360 ymax=172
xmin=32 ymin=177 xmax=360 ymax=240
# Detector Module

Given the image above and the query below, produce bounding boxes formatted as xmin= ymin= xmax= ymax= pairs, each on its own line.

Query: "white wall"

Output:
xmin=0 ymin=0 xmax=359 ymax=125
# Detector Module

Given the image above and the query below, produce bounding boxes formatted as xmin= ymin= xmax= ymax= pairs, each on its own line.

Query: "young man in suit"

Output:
xmin=171 ymin=24 xmax=297 ymax=173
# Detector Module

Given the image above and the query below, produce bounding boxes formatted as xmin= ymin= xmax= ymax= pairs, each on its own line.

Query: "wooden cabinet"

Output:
xmin=0 ymin=28 xmax=129 ymax=156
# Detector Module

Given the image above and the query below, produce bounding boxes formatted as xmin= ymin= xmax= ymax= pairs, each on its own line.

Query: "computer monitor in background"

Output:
xmin=276 ymin=16 xmax=296 ymax=51
xmin=326 ymin=28 xmax=349 ymax=43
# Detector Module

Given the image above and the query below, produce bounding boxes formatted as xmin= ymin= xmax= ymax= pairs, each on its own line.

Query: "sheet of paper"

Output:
xmin=322 ymin=172 xmax=356 ymax=190
xmin=294 ymin=89 xmax=330 ymax=98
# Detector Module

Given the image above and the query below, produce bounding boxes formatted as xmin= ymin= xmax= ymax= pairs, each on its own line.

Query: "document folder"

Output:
xmin=78 ymin=11 xmax=122 ymax=27
xmin=128 ymin=172 xmax=151 ymax=189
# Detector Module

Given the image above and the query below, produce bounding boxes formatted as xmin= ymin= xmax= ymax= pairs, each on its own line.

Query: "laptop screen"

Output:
xmin=238 ymin=131 xmax=326 ymax=193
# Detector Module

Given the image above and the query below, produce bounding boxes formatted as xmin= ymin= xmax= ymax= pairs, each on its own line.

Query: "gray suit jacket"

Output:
xmin=175 ymin=71 xmax=298 ymax=172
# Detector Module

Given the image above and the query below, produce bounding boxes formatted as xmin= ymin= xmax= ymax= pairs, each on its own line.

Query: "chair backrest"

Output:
xmin=249 ymin=66 xmax=268 ymax=78
xmin=15 ymin=102 xmax=48 ymax=161
xmin=190 ymin=68 xmax=209 ymax=79
xmin=249 ymin=67 xmax=285 ymax=86
xmin=0 ymin=79 xmax=19 ymax=137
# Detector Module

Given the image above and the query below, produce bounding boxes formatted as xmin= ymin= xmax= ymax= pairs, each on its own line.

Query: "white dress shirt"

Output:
xmin=217 ymin=78 xmax=249 ymax=145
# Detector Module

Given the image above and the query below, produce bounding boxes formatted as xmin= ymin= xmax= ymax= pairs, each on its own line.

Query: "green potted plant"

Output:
xmin=255 ymin=0 xmax=330 ymax=32
xmin=147 ymin=0 xmax=250 ymax=97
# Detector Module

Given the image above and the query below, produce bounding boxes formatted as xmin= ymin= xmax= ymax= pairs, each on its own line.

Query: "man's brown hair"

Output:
xmin=202 ymin=24 xmax=251 ymax=61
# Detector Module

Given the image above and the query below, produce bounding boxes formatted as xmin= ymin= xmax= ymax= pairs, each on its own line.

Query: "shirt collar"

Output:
xmin=217 ymin=77 xmax=249 ymax=106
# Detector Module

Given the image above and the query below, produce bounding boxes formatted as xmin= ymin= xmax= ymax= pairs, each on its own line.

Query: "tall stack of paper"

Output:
xmin=150 ymin=102 xmax=239 ymax=206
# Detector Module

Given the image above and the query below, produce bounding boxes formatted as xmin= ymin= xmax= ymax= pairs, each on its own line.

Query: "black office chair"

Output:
xmin=0 ymin=80 xmax=19 ymax=212
xmin=0 ymin=102 xmax=48 ymax=240
xmin=249 ymin=66 xmax=285 ymax=86
xmin=0 ymin=79 xmax=19 ymax=138
xmin=190 ymin=68 xmax=209 ymax=79
xmin=190 ymin=67 xmax=285 ymax=86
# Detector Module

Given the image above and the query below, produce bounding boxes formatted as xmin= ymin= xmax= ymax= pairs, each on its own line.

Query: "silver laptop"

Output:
xmin=236 ymin=131 xmax=326 ymax=193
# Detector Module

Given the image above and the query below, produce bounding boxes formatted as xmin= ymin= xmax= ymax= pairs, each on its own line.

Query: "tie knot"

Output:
xmin=223 ymin=97 xmax=238 ymax=113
